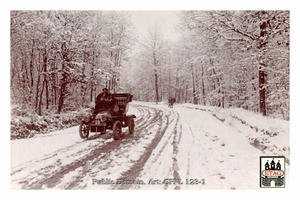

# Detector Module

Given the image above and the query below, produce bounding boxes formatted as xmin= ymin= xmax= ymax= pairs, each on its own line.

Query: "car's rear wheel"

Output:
xmin=128 ymin=117 xmax=135 ymax=134
xmin=113 ymin=120 xmax=122 ymax=140
xmin=79 ymin=121 xmax=89 ymax=139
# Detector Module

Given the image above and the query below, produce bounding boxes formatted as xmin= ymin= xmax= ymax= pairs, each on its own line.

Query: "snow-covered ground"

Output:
xmin=10 ymin=101 xmax=290 ymax=190
xmin=182 ymin=103 xmax=290 ymax=163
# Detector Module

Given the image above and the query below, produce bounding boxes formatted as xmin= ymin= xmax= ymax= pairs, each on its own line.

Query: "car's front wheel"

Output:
xmin=113 ymin=120 xmax=122 ymax=140
xmin=79 ymin=121 xmax=89 ymax=139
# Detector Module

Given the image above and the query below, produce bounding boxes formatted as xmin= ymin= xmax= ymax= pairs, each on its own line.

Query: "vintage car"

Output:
xmin=79 ymin=93 xmax=136 ymax=140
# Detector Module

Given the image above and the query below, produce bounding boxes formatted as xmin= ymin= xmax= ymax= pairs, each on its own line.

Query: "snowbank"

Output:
xmin=181 ymin=103 xmax=290 ymax=163
xmin=10 ymin=104 xmax=92 ymax=140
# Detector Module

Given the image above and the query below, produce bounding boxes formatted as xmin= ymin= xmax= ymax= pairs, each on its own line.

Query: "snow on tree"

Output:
xmin=176 ymin=10 xmax=289 ymax=119
xmin=11 ymin=11 xmax=135 ymax=114
xmin=11 ymin=10 xmax=289 ymax=120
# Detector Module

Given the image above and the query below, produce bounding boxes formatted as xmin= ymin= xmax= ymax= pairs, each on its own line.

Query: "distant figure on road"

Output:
xmin=168 ymin=97 xmax=176 ymax=108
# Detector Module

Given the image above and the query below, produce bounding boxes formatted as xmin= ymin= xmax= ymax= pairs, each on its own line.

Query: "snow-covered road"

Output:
xmin=10 ymin=102 xmax=289 ymax=190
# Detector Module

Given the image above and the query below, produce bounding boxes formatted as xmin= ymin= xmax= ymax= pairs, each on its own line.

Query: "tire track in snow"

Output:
xmin=173 ymin=112 xmax=183 ymax=190
xmin=165 ymin=110 xmax=182 ymax=190
xmin=11 ymin=105 xmax=160 ymax=189
xmin=65 ymin=106 xmax=166 ymax=190
xmin=129 ymin=108 xmax=181 ymax=190
xmin=113 ymin=107 xmax=171 ymax=190
xmin=184 ymin=119 xmax=195 ymax=181
xmin=132 ymin=105 xmax=161 ymax=131
xmin=45 ymin=105 xmax=164 ymax=189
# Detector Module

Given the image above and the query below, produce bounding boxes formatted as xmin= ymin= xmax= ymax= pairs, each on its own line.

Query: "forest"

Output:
xmin=10 ymin=10 xmax=289 ymax=131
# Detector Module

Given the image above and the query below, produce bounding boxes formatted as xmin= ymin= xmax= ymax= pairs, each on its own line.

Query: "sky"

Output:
xmin=127 ymin=11 xmax=181 ymax=42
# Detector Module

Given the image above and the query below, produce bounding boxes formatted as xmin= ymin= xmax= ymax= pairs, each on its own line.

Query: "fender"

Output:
xmin=126 ymin=114 xmax=136 ymax=118
xmin=124 ymin=115 xmax=136 ymax=127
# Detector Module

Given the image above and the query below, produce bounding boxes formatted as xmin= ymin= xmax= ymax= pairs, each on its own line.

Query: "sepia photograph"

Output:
xmin=6 ymin=0 xmax=298 ymax=196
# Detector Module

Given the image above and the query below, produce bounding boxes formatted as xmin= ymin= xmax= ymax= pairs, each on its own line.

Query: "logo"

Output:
xmin=260 ymin=156 xmax=285 ymax=188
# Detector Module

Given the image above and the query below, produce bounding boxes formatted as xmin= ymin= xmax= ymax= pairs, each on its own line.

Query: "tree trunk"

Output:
xmin=58 ymin=79 xmax=66 ymax=113
xmin=212 ymin=68 xmax=222 ymax=107
xmin=168 ymin=67 xmax=171 ymax=98
xmin=175 ymin=66 xmax=180 ymax=101
xmin=49 ymin=54 xmax=58 ymax=106
xmin=185 ymin=84 xmax=188 ymax=103
xmin=58 ymin=65 xmax=68 ymax=114
xmin=201 ymin=65 xmax=206 ymax=105
xmin=259 ymin=64 xmax=267 ymax=116
xmin=191 ymin=64 xmax=197 ymax=104
xmin=195 ymin=66 xmax=200 ymax=104
xmin=29 ymin=40 xmax=35 ymax=103
xmin=154 ymin=69 xmax=159 ymax=104
xmin=257 ymin=20 xmax=269 ymax=116
xmin=90 ymin=65 xmax=94 ymax=102
xmin=20 ymin=52 xmax=29 ymax=104
xmin=91 ymin=83 xmax=96 ymax=104
xmin=58 ymin=42 xmax=69 ymax=113
xmin=37 ymin=48 xmax=50 ymax=115
xmin=81 ymin=50 xmax=87 ymax=105
xmin=35 ymin=51 xmax=42 ymax=112
xmin=43 ymin=49 xmax=49 ymax=110
xmin=38 ymin=76 xmax=45 ymax=115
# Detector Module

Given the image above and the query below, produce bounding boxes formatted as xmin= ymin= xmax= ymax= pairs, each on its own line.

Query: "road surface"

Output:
xmin=11 ymin=102 xmax=289 ymax=190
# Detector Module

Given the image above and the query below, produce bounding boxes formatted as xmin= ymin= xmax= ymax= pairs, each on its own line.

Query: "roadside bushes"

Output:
xmin=10 ymin=104 xmax=93 ymax=140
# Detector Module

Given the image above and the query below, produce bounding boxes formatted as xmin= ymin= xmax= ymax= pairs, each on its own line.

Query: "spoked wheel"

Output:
xmin=113 ymin=120 xmax=122 ymax=140
xmin=79 ymin=121 xmax=89 ymax=139
xmin=128 ymin=117 xmax=135 ymax=134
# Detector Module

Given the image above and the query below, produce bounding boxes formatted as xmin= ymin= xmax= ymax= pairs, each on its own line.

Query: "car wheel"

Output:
xmin=79 ymin=121 xmax=89 ymax=139
xmin=113 ymin=120 xmax=122 ymax=140
xmin=128 ymin=118 xmax=135 ymax=134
